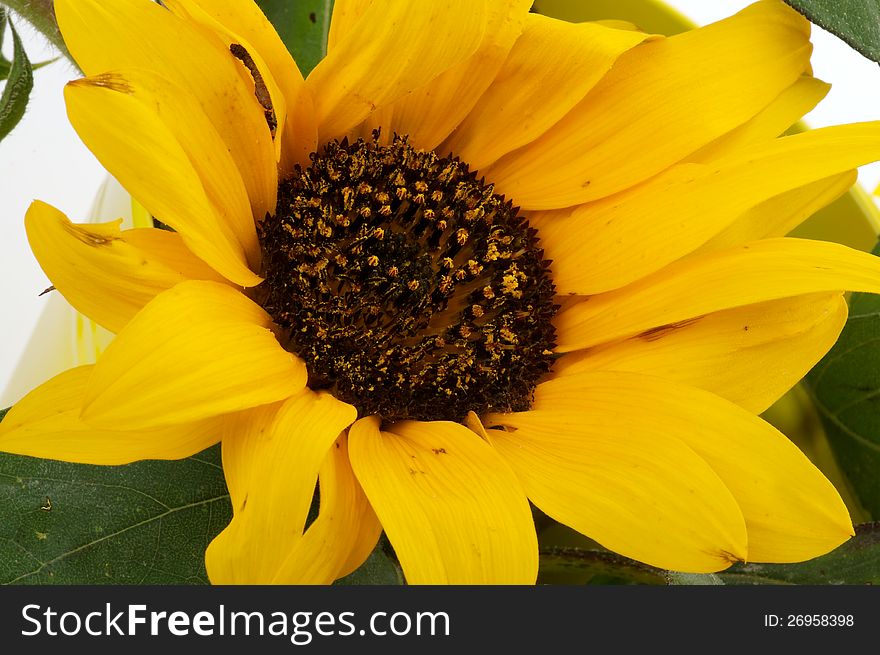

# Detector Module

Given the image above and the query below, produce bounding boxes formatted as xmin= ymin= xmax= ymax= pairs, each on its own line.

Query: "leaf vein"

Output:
xmin=809 ymin=392 xmax=880 ymax=455
xmin=3 ymin=494 xmax=229 ymax=585
xmin=0 ymin=473 xmax=174 ymax=510
xmin=808 ymin=334 xmax=880 ymax=390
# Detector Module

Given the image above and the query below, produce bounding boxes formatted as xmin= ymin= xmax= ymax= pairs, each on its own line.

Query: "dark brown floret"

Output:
xmin=259 ymin=134 xmax=557 ymax=422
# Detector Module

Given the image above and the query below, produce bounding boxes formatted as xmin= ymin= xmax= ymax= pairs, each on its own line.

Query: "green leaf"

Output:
xmin=2 ymin=57 xmax=57 ymax=80
xmin=665 ymin=572 xmax=725 ymax=585
xmin=0 ymin=445 xmax=231 ymax=584
xmin=783 ymin=1 xmax=880 ymax=64
xmin=31 ymin=57 xmax=59 ymax=72
xmin=0 ymin=15 xmax=34 ymax=141
xmin=535 ymin=526 xmax=880 ymax=585
xmin=804 ymin=241 xmax=880 ymax=519
xmin=336 ymin=537 xmax=404 ymax=585
xmin=256 ymin=0 xmax=333 ymax=77
xmin=538 ymin=547 xmax=666 ymax=585
xmin=1 ymin=0 xmax=74 ymax=65
xmin=717 ymin=523 xmax=880 ymax=584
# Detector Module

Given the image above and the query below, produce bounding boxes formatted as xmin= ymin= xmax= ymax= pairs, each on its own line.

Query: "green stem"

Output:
xmin=1 ymin=0 xmax=74 ymax=65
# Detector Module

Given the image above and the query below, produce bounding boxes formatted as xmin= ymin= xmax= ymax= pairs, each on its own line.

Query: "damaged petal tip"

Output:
xmin=71 ymin=73 xmax=135 ymax=94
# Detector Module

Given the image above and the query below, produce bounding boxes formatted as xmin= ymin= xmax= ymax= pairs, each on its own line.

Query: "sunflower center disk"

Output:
xmin=259 ymin=134 xmax=558 ymax=422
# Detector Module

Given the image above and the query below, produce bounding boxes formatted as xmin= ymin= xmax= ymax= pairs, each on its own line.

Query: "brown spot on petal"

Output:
xmin=76 ymin=73 xmax=134 ymax=94
xmin=636 ymin=317 xmax=702 ymax=342
xmin=62 ymin=221 xmax=119 ymax=247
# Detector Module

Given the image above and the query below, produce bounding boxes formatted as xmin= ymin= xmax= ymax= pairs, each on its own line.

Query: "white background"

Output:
xmin=2 ymin=0 xmax=880 ymax=396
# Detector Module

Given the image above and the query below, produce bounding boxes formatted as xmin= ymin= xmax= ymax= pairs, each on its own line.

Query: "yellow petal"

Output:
xmin=700 ymin=172 xmax=856 ymax=252
xmin=536 ymin=122 xmax=880 ymax=295
xmin=212 ymin=401 xmax=278 ymax=513
xmin=444 ymin=15 xmax=652 ymax=170
xmin=348 ymin=416 xmax=537 ymax=584
xmin=307 ymin=0 xmax=489 ymax=142
xmin=464 ymin=410 xmax=491 ymax=442
xmin=123 ymin=227 xmax=231 ymax=281
xmin=516 ymin=371 xmax=853 ymax=564
xmin=592 ymin=19 xmax=641 ymax=31
xmin=327 ymin=0 xmax=371 ymax=52
xmin=0 ymin=366 xmax=221 ymax=465
xmin=335 ymin=498 xmax=384 ymax=579
xmin=161 ymin=1 xmax=286 ymax=161
xmin=206 ymin=391 xmax=357 ymax=584
xmin=82 ymin=281 xmax=306 ymax=428
xmin=554 ymin=293 xmax=847 ymax=414
xmin=164 ymin=0 xmax=318 ymax=173
xmin=55 ymin=0 xmax=277 ymax=219
xmin=484 ymin=1 xmax=811 ymax=209
xmin=556 ymin=237 xmax=880 ymax=352
xmin=485 ymin=401 xmax=747 ymax=573
xmin=25 ymin=202 xmax=225 ymax=333
xmin=690 ymin=75 xmax=830 ymax=163
xmin=65 ymin=72 xmax=261 ymax=287
xmin=381 ymin=0 xmax=531 ymax=151
xmin=273 ymin=434 xmax=382 ymax=584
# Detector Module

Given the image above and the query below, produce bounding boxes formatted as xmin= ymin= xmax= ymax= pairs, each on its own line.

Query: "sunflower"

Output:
xmin=3 ymin=0 xmax=880 ymax=584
